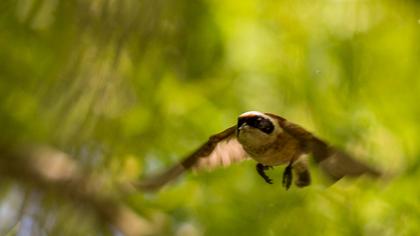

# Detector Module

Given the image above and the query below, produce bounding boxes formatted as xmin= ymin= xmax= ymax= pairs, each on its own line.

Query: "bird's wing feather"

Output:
xmin=317 ymin=149 xmax=381 ymax=181
xmin=266 ymin=113 xmax=381 ymax=182
xmin=136 ymin=126 xmax=248 ymax=191
xmin=194 ymin=136 xmax=248 ymax=170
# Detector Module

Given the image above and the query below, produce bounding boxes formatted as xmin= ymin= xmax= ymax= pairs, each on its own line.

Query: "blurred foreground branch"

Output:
xmin=0 ymin=145 xmax=158 ymax=236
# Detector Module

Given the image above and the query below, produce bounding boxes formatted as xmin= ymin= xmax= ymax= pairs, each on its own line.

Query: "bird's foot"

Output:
xmin=256 ymin=163 xmax=273 ymax=184
xmin=282 ymin=164 xmax=293 ymax=190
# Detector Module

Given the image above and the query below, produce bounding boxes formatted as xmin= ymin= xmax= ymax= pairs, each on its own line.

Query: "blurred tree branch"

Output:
xmin=0 ymin=144 xmax=158 ymax=236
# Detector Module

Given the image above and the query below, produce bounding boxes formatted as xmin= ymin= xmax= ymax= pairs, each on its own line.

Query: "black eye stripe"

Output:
xmin=237 ymin=116 xmax=274 ymax=134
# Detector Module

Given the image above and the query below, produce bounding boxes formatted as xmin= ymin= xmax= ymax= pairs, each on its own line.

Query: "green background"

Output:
xmin=0 ymin=0 xmax=419 ymax=235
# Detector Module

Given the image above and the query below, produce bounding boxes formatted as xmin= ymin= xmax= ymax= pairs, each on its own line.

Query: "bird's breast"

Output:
xmin=241 ymin=133 xmax=303 ymax=166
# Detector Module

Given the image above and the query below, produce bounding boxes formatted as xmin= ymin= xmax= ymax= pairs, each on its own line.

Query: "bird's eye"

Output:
xmin=257 ymin=118 xmax=274 ymax=134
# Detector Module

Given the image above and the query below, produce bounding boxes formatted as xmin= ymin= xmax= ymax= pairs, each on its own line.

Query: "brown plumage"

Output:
xmin=137 ymin=111 xmax=381 ymax=191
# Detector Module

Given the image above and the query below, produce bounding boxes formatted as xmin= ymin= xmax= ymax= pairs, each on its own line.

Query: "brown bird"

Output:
xmin=137 ymin=111 xmax=381 ymax=191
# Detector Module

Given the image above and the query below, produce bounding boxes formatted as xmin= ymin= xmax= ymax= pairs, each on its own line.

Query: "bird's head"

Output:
xmin=236 ymin=111 xmax=281 ymax=147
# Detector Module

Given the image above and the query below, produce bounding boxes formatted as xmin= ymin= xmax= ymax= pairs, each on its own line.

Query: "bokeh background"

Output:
xmin=1 ymin=0 xmax=420 ymax=235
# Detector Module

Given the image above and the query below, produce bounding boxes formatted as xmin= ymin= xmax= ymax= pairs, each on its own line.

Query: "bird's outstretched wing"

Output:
xmin=136 ymin=126 xmax=248 ymax=191
xmin=266 ymin=113 xmax=381 ymax=182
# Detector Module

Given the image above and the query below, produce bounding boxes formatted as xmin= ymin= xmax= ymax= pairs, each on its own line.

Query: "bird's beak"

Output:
xmin=236 ymin=125 xmax=242 ymax=137
xmin=237 ymin=116 xmax=248 ymax=130
xmin=237 ymin=120 xmax=245 ymax=129
xmin=237 ymin=122 xmax=248 ymax=137
xmin=238 ymin=123 xmax=247 ymax=130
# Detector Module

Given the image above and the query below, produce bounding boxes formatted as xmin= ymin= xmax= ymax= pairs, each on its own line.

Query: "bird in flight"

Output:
xmin=138 ymin=111 xmax=381 ymax=191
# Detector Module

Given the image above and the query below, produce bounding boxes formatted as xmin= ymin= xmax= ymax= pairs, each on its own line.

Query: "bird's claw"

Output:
xmin=256 ymin=163 xmax=273 ymax=184
xmin=262 ymin=175 xmax=273 ymax=184
xmin=282 ymin=164 xmax=293 ymax=190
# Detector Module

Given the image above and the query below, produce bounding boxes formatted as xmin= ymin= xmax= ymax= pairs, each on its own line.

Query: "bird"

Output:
xmin=137 ymin=111 xmax=381 ymax=191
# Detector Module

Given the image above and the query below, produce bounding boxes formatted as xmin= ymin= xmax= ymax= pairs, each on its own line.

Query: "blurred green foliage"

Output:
xmin=1 ymin=0 xmax=420 ymax=235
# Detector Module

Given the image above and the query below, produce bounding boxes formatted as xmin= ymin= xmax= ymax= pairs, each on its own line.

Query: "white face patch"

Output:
xmin=239 ymin=111 xmax=265 ymax=118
